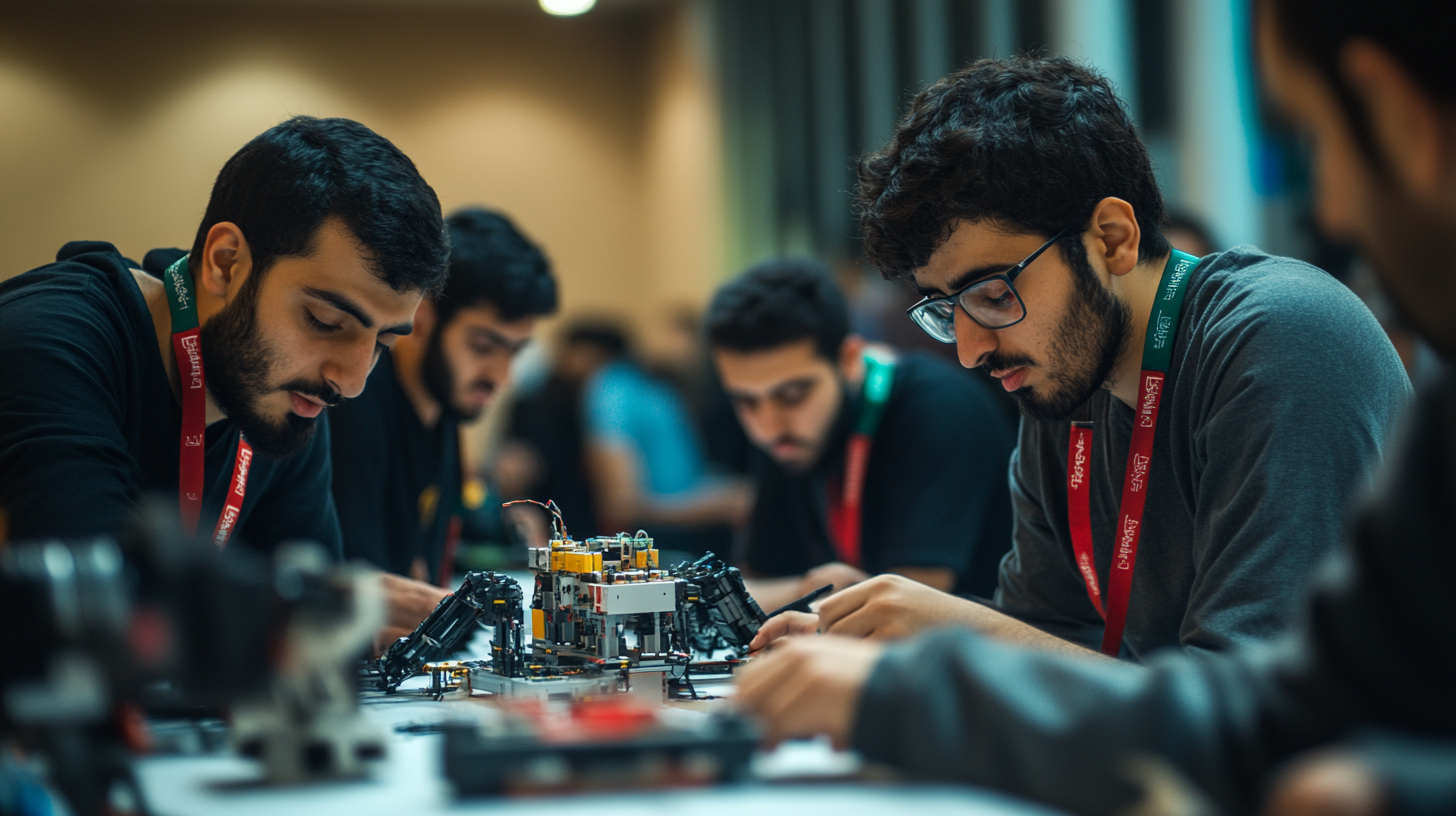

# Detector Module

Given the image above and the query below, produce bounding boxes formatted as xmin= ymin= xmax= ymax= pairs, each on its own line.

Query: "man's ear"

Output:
xmin=1342 ymin=39 xmax=1450 ymax=200
xmin=196 ymin=222 xmax=252 ymax=299
xmin=413 ymin=297 xmax=439 ymax=340
xmin=1086 ymin=197 xmax=1142 ymax=278
xmin=837 ymin=334 xmax=866 ymax=381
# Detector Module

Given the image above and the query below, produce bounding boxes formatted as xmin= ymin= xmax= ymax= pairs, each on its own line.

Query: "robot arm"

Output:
xmin=375 ymin=571 xmax=522 ymax=692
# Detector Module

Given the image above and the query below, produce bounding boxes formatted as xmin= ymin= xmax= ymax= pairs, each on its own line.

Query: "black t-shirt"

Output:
xmin=0 ymin=241 xmax=342 ymax=554
xmin=329 ymin=351 xmax=460 ymax=578
xmin=743 ymin=352 xmax=1016 ymax=597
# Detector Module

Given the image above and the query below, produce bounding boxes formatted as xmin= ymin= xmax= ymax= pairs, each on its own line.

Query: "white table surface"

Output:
xmin=134 ymin=571 xmax=1063 ymax=816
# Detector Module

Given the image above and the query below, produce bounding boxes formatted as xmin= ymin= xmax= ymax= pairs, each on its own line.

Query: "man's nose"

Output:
xmin=479 ymin=354 xmax=511 ymax=387
xmin=325 ymin=339 xmax=377 ymax=400
xmin=954 ymin=307 xmax=997 ymax=369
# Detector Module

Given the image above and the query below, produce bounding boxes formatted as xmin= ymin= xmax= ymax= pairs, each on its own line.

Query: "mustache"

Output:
xmin=984 ymin=351 xmax=1036 ymax=372
xmin=279 ymin=378 xmax=343 ymax=406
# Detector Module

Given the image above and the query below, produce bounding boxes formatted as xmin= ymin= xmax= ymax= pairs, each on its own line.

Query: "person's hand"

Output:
xmin=817 ymin=573 xmax=984 ymax=640
xmin=1262 ymin=750 xmax=1387 ymax=816
xmin=735 ymin=635 xmax=885 ymax=748
xmin=379 ymin=571 xmax=451 ymax=631
xmin=798 ymin=561 xmax=870 ymax=596
xmin=372 ymin=626 xmax=414 ymax=658
xmin=748 ymin=610 xmax=819 ymax=653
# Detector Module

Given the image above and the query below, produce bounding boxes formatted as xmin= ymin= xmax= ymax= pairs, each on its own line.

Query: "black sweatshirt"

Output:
xmin=0 ymin=242 xmax=341 ymax=555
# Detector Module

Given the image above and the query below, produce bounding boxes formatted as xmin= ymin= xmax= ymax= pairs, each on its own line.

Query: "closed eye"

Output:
xmin=306 ymin=310 xmax=341 ymax=333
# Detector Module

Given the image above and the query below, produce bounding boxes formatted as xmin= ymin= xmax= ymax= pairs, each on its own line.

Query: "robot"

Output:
xmin=375 ymin=501 xmax=767 ymax=697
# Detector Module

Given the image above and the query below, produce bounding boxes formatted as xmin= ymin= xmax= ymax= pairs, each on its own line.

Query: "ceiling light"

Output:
xmin=540 ymin=0 xmax=596 ymax=16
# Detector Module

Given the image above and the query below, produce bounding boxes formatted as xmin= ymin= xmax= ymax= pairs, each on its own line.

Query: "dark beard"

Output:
xmin=421 ymin=323 xmax=493 ymax=422
xmin=199 ymin=276 xmax=335 ymax=458
xmin=993 ymin=243 xmax=1131 ymax=421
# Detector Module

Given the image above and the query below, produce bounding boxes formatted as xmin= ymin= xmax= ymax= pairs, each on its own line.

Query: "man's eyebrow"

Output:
xmin=918 ymin=263 xmax=1013 ymax=297
xmin=302 ymin=286 xmax=413 ymax=336
xmin=768 ymin=375 xmax=819 ymax=397
xmin=468 ymin=326 xmax=529 ymax=350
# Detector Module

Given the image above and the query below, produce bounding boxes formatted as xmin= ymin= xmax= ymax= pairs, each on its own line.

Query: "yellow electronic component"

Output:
xmin=550 ymin=552 xmax=564 ymax=571
xmin=531 ymin=608 xmax=544 ymax=640
xmin=635 ymin=550 xmax=648 ymax=569
xmin=593 ymin=552 xmax=603 ymax=571
xmin=648 ymin=548 xmax=659 ymax=567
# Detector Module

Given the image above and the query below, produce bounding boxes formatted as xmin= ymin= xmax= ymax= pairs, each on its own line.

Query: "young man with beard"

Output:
xmin=706 ymin=257 xmax=1015 ymax=611
xmin=755 ymin=56 xmax=1409 ymax=660
xmin=329 ymin=207 xmax=557 ymax=586
xmin=737 ymin=5 xmax=1456 ymax=813
xmin=0 ymin=115 xmax=451 ymax=633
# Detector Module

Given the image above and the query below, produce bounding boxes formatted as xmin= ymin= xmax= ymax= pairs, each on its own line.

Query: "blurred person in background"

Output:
xmin=521 ymin=318 xmax=749 ymax=559
xmin=708 ymin=258 xmax=1015 ymax=613
xmin=1162 ymin=209 xmax=1219 ymax=257
xmin=736 ymin=5 xmax=1456 ymax=812
xmin=329 ymin=208 xmax=556 ymax=617
xmin=751 ymin=55 xmax=1408 ymax=660
xmin=0 ymin=116 xmax=452 ymax=646
xmin=495 ymin=320 xmax=623 ymax=540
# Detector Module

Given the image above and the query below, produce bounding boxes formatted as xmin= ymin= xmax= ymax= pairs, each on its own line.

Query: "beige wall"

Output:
xmin=0 ymin=0 xmax=722 ymax=340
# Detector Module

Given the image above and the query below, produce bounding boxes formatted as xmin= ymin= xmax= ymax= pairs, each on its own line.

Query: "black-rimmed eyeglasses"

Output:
xmin=905 ymin=225 xmax=1073 ymax=343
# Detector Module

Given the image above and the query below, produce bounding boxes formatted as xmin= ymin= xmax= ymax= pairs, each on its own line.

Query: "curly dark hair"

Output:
xmin=855 ymin=56 xmax=1169 ymax=280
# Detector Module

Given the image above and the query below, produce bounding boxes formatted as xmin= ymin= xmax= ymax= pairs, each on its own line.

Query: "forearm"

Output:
xmin=636 ymin=487 xmax=741 ymax=526
xmin=961 ymin=600 xmax=1112 ymax=660
xmin=852 ymin=629 xmax=1268 ymax=816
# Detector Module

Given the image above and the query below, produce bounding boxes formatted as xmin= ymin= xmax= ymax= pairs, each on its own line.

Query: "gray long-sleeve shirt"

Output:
xmin=993 ymin=247 xmax=1410 ymax=657
xmin=852 ymin=365 xmax=1456 ymax=815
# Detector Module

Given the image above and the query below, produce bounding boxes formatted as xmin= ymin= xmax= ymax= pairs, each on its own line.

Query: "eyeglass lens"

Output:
xmin=911 ymin=277 xmax=1025 ymax=341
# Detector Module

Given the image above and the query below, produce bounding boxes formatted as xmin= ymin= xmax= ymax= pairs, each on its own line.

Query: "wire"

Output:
xmin=502 ymin=498 xmax=570 ymax=541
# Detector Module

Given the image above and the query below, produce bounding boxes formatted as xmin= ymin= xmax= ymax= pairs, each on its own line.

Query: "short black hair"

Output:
xmin=856 ymin=56 xmax=1169 ymax=279
xmin=438 ymin=207 xmax=558 ymax=325
xmin=706 ymin=257 xmax=849 ymax=361
xmin=1264 ymin=0 xmax=1453 ymax=172
xmin=189 ymin=116 xmax=449 ymax=295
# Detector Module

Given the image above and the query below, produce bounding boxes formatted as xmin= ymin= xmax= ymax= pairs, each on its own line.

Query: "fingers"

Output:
xmin=735 ymin=636 xmax=884 ymax=748
xmin=748 ymin=611 xmax=819 ymax=653
xmin=736 ymin=639 xmax=831 ymax=744
xmin=820 ymin=603 xmax=886 ymax=639
xmin=815 ymin=578 xmax=879 ymax=631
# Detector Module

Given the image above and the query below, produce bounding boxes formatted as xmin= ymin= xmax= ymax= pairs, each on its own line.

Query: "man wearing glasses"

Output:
xmin=328 ymin=207 xmax=556 ymax=624
xmin=753 ymin=55 xmax=1410 ymax=661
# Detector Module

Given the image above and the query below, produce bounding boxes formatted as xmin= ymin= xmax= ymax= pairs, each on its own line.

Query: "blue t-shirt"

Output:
xmin=583 ymin=360 xmax=707 ymax=497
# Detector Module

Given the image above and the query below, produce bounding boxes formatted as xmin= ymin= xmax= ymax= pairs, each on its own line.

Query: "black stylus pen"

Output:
xmin=764 ymin=583 xmax=835 ymax=620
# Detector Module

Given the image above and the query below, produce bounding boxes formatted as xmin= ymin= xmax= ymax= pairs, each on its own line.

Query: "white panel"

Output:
xmin=592 ymin=581 xmax=676 ymax=615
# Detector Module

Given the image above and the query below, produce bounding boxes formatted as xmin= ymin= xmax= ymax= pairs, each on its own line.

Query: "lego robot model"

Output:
xmin=375 ymin=570 xmax=525 ymax=693
xmin=375 ymin=501 xmax=767 ymax=695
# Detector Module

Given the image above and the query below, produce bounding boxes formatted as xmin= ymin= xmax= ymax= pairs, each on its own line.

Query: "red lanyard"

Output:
xmin=162 ymin=257 xmax=252 ymax=549
xmin=1066 ymin=251 xmax=1197 ymax=656
xmin=827 ymin=354 xmax=896 ymax=568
